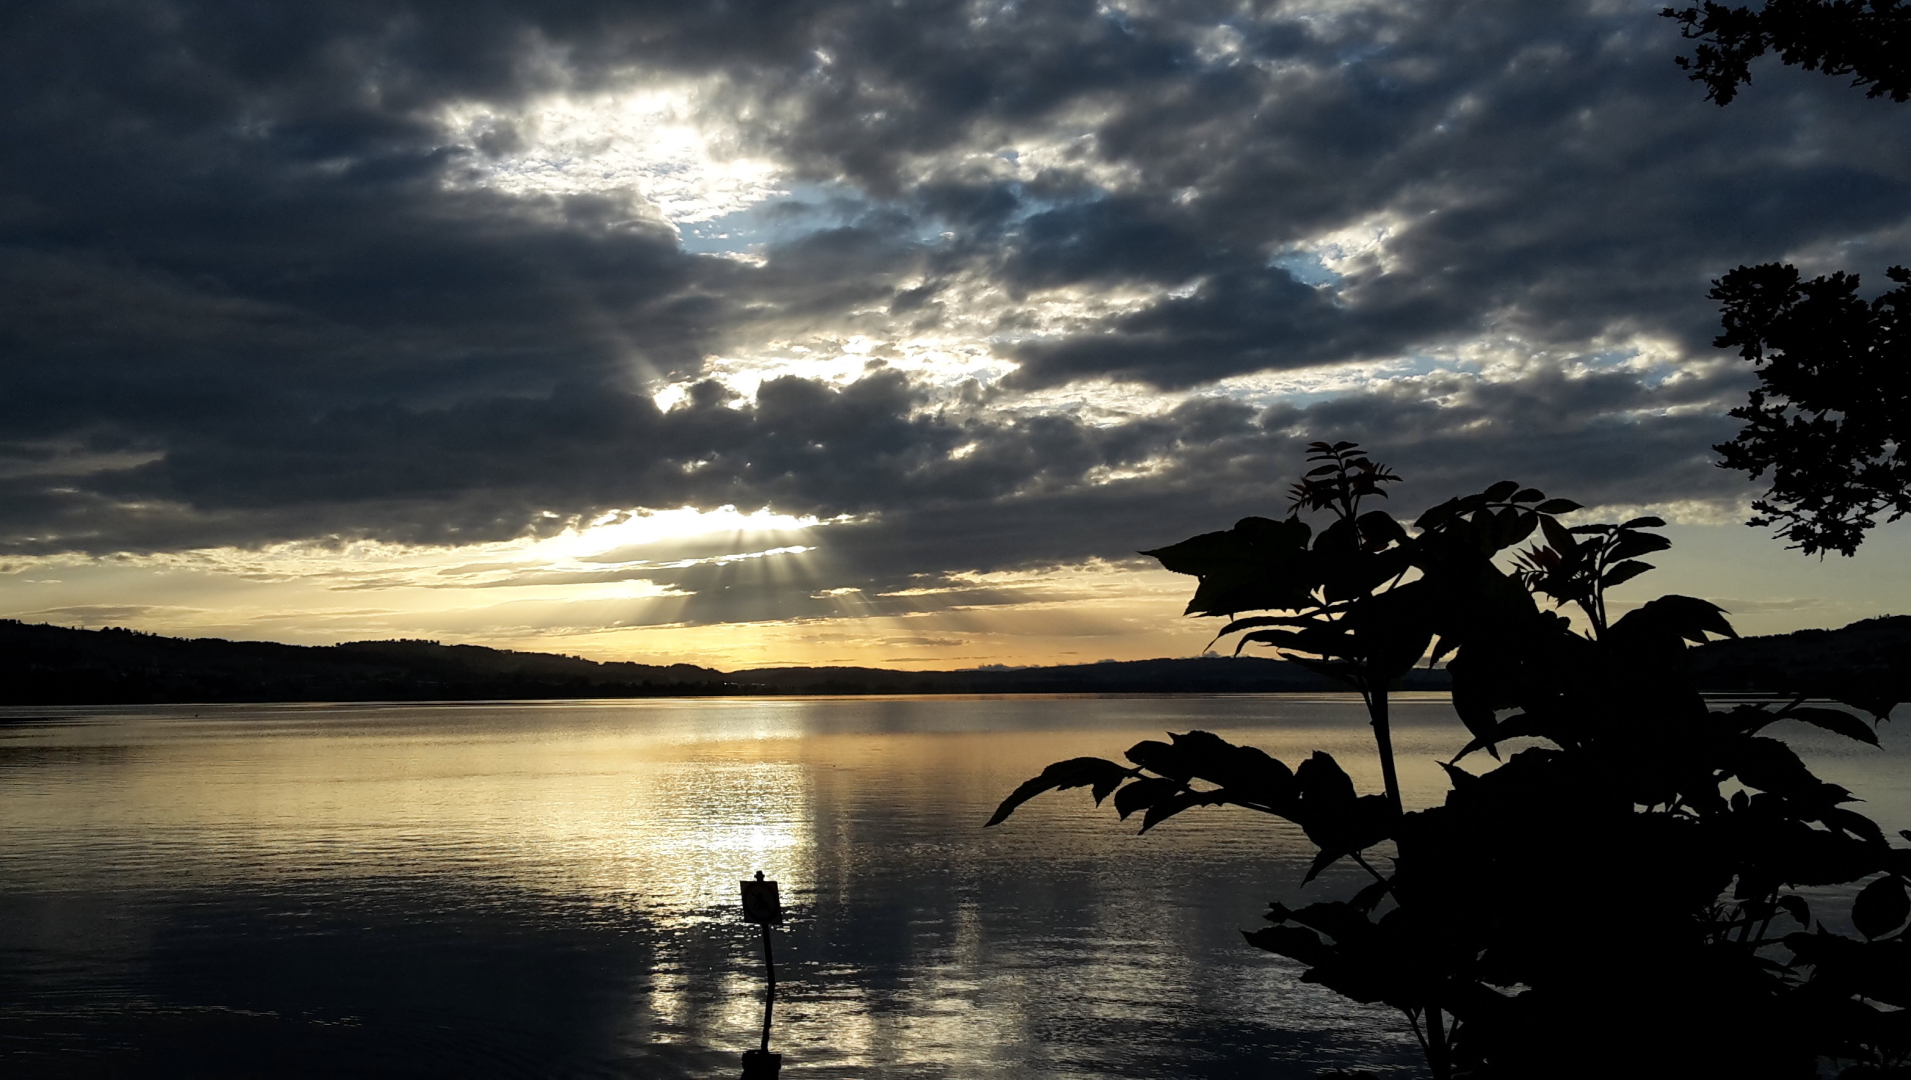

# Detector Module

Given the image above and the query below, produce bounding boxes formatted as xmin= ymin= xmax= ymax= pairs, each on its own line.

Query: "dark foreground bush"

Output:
xmin=990 ymin=443 xmax=1909 ymax=1079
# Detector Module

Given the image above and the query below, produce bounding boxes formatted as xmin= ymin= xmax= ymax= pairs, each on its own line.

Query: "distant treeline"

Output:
xmin=0 ymin=616 xmax=1902 ymax=705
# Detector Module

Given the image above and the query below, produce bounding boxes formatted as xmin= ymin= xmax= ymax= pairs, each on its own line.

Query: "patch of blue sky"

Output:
xmin=1267 ymin=248 xmax=1344 ymax=287
xmin=1207 ymin=351 xmax=1456 ymax=410
xmin=681 ymin=178 xmax=985 ymax=256
xmin=678 ymin=180 xmax=870 ymax=256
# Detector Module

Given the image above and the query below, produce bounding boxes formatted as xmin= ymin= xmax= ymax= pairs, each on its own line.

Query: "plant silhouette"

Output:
xmin=989 ymin=445 xmax=1910 ymax=1079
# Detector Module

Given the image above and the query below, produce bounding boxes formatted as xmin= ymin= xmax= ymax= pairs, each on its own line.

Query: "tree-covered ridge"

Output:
xmin=0 ymin=620 xmax=1456 ymax=704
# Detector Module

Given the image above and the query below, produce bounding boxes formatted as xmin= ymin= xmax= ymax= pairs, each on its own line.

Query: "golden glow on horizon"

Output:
xmin=0 ymin=508 xmax=1908 ymax=670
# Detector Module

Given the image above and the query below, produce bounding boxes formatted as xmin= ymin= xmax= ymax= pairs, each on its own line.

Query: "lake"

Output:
xmin=2 ymin=695 xmax=1905 ymax=1078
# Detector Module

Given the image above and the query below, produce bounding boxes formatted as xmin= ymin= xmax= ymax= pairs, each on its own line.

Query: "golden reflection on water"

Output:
xmin=3 ymin=695 xmax=1903 ymax=1077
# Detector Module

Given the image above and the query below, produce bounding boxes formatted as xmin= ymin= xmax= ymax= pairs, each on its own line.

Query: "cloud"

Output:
xmin=1 ymin=0 xmax=1908 ymax=650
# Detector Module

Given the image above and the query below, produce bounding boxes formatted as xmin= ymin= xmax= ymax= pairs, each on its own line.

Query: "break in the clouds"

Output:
xmin=3 ymin=0 xmax=1909 ymax=662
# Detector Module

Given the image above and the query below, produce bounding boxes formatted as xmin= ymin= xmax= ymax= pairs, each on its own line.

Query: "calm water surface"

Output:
xmin=3 ymin=694 xmax=1906 ymax=1078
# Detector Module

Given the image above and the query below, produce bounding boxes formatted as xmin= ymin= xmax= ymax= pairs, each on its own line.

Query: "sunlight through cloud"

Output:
xmin=440 ymin=85 xmax=787 ymax=227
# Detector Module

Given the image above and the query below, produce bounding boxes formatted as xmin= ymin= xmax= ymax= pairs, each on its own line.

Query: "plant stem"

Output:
xmin=1369 ymin=684 xmax=1403 ymax=815
xmin=1426 ymin=1003 xmax=1451 ymax=1079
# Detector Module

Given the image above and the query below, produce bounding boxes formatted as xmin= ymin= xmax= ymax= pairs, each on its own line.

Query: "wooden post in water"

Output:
xmin=739 ymin=870 xmax=783 ymax=1079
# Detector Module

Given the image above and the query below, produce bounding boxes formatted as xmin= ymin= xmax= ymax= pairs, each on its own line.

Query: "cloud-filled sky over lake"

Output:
xmin=3 ymin=0 xmax=1909 ymax=667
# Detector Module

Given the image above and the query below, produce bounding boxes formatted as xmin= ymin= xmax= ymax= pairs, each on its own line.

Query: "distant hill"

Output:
xmin=1688 ymin=614 xmax=1911 ymax=716
xmin=727 ymin=656 xmax=1452 ymax=695
xmin=0 ymin=614 xmax=1903 ymax=706
xmin=0 ymin=619 xmax=1439 ymax=705
xmin=0 ymin=622 xmax=729 ymax=705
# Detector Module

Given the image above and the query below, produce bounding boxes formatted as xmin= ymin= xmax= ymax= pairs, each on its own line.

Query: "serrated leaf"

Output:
xmin=1214 ymin=614 xmax=1314 ymax=639
xmin=1610 ymin=594 xmax=1737 ymax=645
xmin=1784 ymin=706 xmax=1881 ymax=747
xmin=1512 ymin=487 xmax=1545 ymax=503
xmin=1242 ymin=925 xmax=1331 ymax=965
xmin=1535 ymin=498 xmax=1582 ymax=515
xmin=1483 ymin=480 xmax=1520 ymax=502
xmin=986 ymin=757 xmax=1135 ymax=826
xmin=1140 ymin=789 xmax=1214 ymax=832
xmin=1114 ymin=776 xmax=1184 ymax=820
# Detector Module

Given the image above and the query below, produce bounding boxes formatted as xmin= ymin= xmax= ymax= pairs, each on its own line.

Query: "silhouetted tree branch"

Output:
xmin=1710 ymin=263 xmax=1911 ymax=555
xmin=1665 ymin=2 xmax=1911 ymax=553
xmin=1664 ymin=0 xmax=1911 ymax=105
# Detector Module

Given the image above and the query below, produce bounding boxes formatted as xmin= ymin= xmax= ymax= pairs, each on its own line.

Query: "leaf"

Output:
xmin=1304 ymin=845 xmax=1347 ymax=884
xmin=1125 ymin=739 xmax=1188 ymax=779
xmin=1349 ymin=876 xmax=1394 ymax=914
xmin=986 ymin=757 xmax=1135 ymax=826
xmin=1609 ymin=530 xmax=1673 ymax=560
xmin=1114 ymin=776 xmax=1185 ymax=820
xmin=1140 ymin=516 xmax=1316 ymax=617
xmin=1539 ymin=514 xmax=1578 ymax=556
xmin=1483 ymin=505 xmax=1538 ymax=552
xmin=1242 ymin=924 xmax=1332 ymax=966
xmin=1356 ymin=509 xmax=1408 ymax=548
xmin=1783 ymin=706 xmax=1881 ymax=747
xmin=1214 ymin=614 xmax=1313 ymax=639
xmin=1731 ymin=736 xmax=1817 ymax=798
xmin=1600 ymin=560 xmax=1655 ymax=590
xmin=1483 ymin=480 xmax=1521 ymax=502
xmin=1609 ymin=594 xmax=1737 ymax=645
xmin=1163 ymin=730 xmax=1297 ymax=806
xmin=1233 ymin=628 xmax=1296 ymax=655
xmin=1301 ymin=794 xmax=1397 ymax=882
xmin=1140 ymin=788 xmax=1216 ymax=832
xmin=1822 ymin=806 xmax=1887 ymax=846
xmin=1853 ymin=876 xmax=1910 ymax=940
xmin=1296 ymin=751 xmax=1356 ymax=809
xmin=1512 ymin=488 xmax=1545 ymax=503
xmin=1620 ymin=516 xmax=1667 ymax=529
xmin=1449 ymin=711 xmax=1567 ymax=761
xmin=1439 ymin=760 xmax=1482 ymax=791
xmin=1534 ymin=498 xmax=1583 ymax=515
xmin=1413 ymin=497 xmax=1462 ymax=532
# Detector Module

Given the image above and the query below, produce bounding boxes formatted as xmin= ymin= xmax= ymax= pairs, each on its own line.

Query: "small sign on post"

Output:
xmin=740 ymin=870 xmax=783 ymax=1079
xmin=741 ymin=871 xmax=783 ymax=926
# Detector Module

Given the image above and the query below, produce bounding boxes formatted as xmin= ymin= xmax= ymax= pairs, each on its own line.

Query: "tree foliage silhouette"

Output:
xmin=989 ymin=446 xmax=1910 ymax=1079
xmin=1664 ymin=0 xmax=1911 ymax=554
xmin=1710 ymin=263 xmax=1911 ymax=555
xmin=1663 ymin=0 xmax=1911 ymax=105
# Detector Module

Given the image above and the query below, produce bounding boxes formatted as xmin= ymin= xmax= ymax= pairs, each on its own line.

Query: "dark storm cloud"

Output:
xmin=1 ymin=0 xmax=1905 ymax=610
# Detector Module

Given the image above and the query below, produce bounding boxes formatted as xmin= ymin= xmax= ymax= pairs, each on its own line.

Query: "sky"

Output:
xmin=2 ymin=0 xmax=1908 ymax=670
